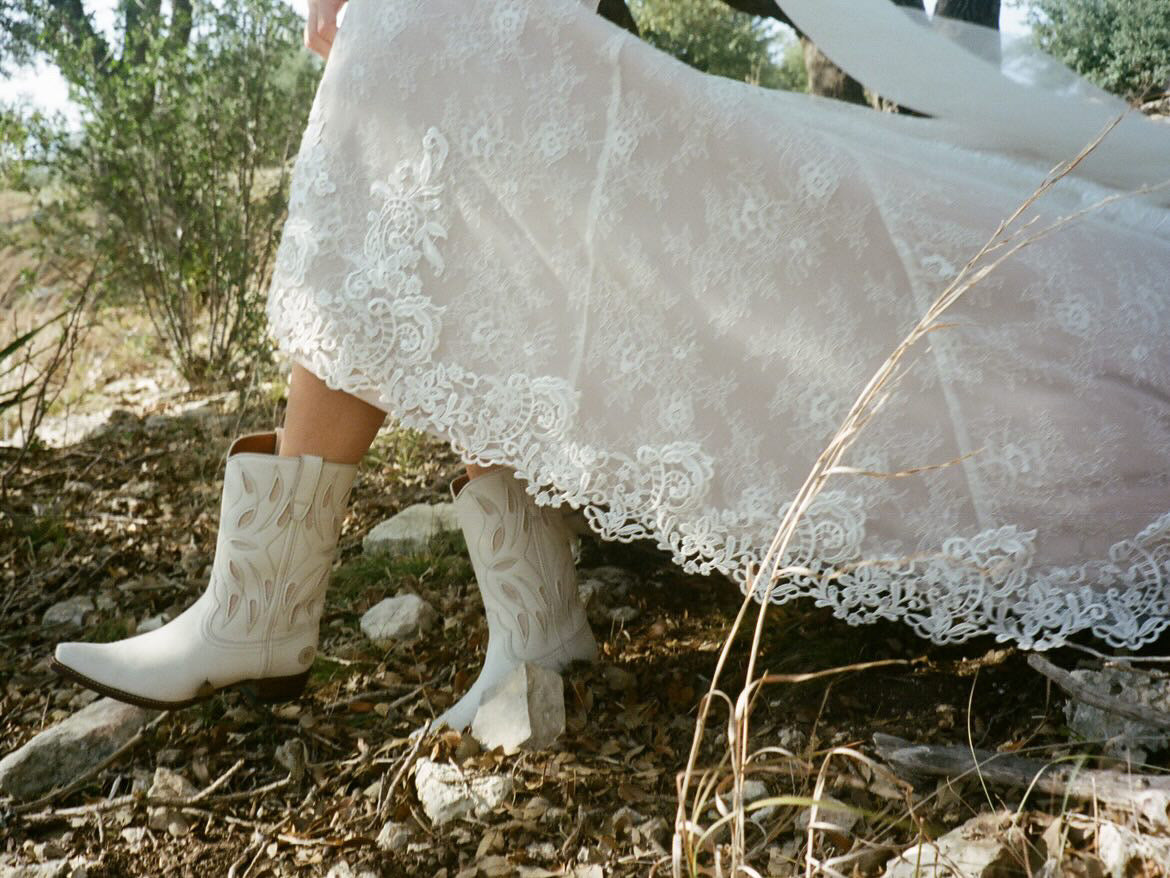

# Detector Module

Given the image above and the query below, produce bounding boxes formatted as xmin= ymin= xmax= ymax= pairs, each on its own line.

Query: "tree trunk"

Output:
xmin=934 ymin=0 xmax=1000 ymax=28
xmin=799 ymin=37 xmax=867 ymax=104
xmin=597 ymin=0 xmax=640 ymax=35
xmin=46 ymin=0 xmax=111 ymax=76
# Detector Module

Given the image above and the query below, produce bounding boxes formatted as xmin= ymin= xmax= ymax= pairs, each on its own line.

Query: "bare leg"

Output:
xmin=283 ymin=363 xmax=501 ymax=481
xmin=280 ymin=363 xmax=387 ymax=464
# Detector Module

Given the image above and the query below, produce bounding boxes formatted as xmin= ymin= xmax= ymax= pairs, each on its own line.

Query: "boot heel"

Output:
xmin=250 ymin=671 xmax=311 ymax=703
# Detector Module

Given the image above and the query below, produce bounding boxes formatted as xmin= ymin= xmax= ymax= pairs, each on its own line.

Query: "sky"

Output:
xmin=0 ymin=0 xmax=1033 ymax=125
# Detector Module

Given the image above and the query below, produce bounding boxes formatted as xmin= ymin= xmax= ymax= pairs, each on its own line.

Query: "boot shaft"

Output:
xmin=452 ymin=468 xmax=586 ymax=660
xmin=206 ymin=432 xmax=358 ymax=648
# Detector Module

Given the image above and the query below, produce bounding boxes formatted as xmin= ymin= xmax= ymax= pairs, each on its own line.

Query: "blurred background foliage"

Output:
xmin=630 ymin=0 xmax=807 ymax=91
xmin=1030 ymin=0 xmax=1170 ymax=101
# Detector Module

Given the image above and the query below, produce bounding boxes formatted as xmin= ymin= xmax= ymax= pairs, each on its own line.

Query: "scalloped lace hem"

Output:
xmin=278 ymin=336 xmax=1170 ymax=653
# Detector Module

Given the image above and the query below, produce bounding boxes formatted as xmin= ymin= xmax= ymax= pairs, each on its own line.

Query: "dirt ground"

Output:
xmin=2 ymin=393 xmax=1169 ymax=877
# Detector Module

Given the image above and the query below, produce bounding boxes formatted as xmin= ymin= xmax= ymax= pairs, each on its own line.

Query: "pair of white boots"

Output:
xmin=52 ymin=430 xmax=597 ymax=729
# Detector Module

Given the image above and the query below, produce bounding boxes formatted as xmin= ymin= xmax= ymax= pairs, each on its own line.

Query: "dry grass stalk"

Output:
xmin=671 ymin=112 xmax=1168 ymax=877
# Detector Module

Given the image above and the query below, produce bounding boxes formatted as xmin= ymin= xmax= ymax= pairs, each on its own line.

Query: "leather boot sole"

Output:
xmin=50 ymin=658 xmax=310 ymax=711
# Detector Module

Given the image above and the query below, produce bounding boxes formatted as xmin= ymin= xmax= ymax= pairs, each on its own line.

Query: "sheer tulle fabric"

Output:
xmin=265 ymin=0 xmax=1170 ymax=649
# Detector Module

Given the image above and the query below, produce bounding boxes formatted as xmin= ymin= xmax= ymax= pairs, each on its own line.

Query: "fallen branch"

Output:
xmin=18 ymin=769 xmax=294 ymax=826
xmin=12 ymin=712 xmax=167 ymax=814
xmin=1027 ymin=653 xmax=1170 ymax=731
xmin=873 ymin=733 xmax=1170 ymax=829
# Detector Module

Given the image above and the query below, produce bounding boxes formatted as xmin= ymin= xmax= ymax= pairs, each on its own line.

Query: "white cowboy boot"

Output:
xmin=52 ymin=430 xmax=357 ymax=710
xmin=432 ymin=468 xmax=598 ymax=732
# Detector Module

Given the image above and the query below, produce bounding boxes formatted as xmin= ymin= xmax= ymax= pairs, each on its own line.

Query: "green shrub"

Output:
xmin=630 ymin=0 xmax=798 ymax=90
xmin=42 ymin=0 xmax=320 ymax=389
xmin=1030 ymin=0 xmax=1170 ymax=100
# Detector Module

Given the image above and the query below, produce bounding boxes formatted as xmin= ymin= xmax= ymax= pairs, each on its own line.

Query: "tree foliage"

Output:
xmin=1030 ymin=0 xmax=1170 ymax=100
xmin=630 ymin=0 xmax=804 ymax=91
xmin=10 ymin=0 xmax=320 ymax=388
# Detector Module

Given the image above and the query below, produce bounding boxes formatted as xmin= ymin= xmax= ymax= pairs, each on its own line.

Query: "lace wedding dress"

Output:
xmin=266 ymin=0 xmax=1170 ymax=650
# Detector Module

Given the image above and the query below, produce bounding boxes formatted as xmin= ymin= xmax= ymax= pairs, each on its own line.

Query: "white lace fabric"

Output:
xmin=266 ymin=0 xmax=1170 ymax=650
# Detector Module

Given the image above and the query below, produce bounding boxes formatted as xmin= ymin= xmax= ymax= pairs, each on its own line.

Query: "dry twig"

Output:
xmin=1028 ymin=653 xmax=1170 ymax=731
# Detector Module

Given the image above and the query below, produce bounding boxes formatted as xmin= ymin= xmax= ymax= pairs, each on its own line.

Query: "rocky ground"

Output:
xmin=3 ymin=393 xmax=1170 ymax=877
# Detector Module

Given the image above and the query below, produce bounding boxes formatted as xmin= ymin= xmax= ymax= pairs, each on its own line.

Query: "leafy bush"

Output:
xmin=0 ymin=104 xmax=93 ymax=461
xmin=40 ymin=0 xmax=320 ymax=389
xmin=1030 ymin=0 xmax=1170 ymax=100
xmin=630 ymin=0 xmax=802 ymax=90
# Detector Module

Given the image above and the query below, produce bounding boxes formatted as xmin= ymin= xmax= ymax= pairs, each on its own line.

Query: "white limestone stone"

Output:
xmin=41 ymin=596 xmax=94 ymax=628
xmin=362 ymin=503 xmax=459 ymax=555
xmin=146 ymin=767 xmax=198 ymax=836
xmin=470 ymin=663 xmax=566 ymax=755
xmin=1063 ymin=666 xmax=1170 ymax=761
xmin=413 ymin=758 xmax=513 ymax=825
xmin=359 ymin=594 xmax=436 ymax=643
xmin=883 ymin=814 xmax=1011 ymax=878
xmin=375 ymin=821 xmax=413 ymax=852
xmin=0 ymin=698 xmax=158 ymax=800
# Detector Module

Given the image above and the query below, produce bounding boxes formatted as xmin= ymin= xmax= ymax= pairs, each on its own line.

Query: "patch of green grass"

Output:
xmin=364 ymin=424 xmax=452 ymax=481
xmin=90 ymin=617 xmax=132 ymax=643
xmin=329 ymin=532 xmax=472 ymax=613
xmin=308 ymin=654 xmax=350 ymax=687
xmin=6 ymin=511 xmax=69 ymax=556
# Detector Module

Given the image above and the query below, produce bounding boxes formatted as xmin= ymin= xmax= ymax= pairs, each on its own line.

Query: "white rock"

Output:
xmin=66 ymin=691 xmax=100 ymax=711
xmin=136 ymin=614 xmax=167 ymax=634
xmin=795 ymin=794 xmax=859 ymax=844
xmin=607 ymin=606 xmax=640 ymax=624
xmin=122 ymin=479 xmax=155 ymax=498
xmin=41 ymin=596 xmax=94 ymax=628
xmin=362 ymin=503 xmax=459 ymax=555
xmin=1094 ymin=822 xmax=1170 ymax=878
xmin=375 ymin=820 xmax=413 ymax=852
xmin=359 ymin=594 xmax=436 ymax=643
xmin=578 ymin=579 xmax=606 ymax=607
xmin=742 ymin=779 xmax=770 ymax=801
xmin=323 ymin=863 xmax=375 ymax=878
xmin=413 ymin=758 xmax=513 ymax=825
xmin=580 ymin=566 xmax=634 ymax=595
xmin=146 ymin=767 xmax=198 ymax=836
xmin=526 ymin=841 xmax=558 ymax=861
xmin=1063 ymin=667 xmax=1170 ymax=761
xmin=1096 ymin=823 xmax=1129 ymax=878
xmin=0 ymin=860 xmax=71 ymax=878
xmin=0 ymin=698 xmax=159 ymax=800
xmin=775 ymin=726 xmax=807 ymax=753
xmin=883 ymin=813 xmax=1011 ymax=878
xmin=119 ymin=827 xmax=148 ymax=851
xmin=471 ymin=663 xmax=565 ymax=755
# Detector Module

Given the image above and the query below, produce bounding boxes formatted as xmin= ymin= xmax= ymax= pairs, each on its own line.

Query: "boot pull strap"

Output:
xmin=292 ymin=455 xmax=324 ymax=520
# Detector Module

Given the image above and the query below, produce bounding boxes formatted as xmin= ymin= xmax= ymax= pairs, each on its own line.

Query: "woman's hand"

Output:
xmin=305 ymin=0 xmax=348 ymax=60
